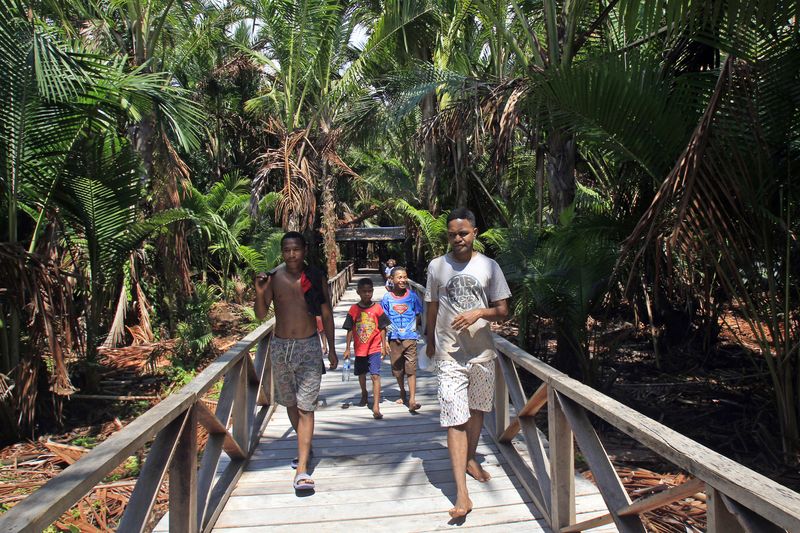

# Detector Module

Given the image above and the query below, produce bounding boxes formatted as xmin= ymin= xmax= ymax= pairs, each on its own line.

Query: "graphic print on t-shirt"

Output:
xmin=445 ymin=274 xmax=481 ymax=311
xmin=356 ymin=311 xmax=376 ymax=344
xmin=392 ymin=303 xmax=409 ymax=315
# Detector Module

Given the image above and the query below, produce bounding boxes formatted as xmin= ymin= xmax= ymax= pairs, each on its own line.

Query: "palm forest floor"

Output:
xmin=1 ymin=304 xmax=796 ymax=532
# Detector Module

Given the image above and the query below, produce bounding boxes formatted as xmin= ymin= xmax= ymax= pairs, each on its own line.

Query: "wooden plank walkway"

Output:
xmin=159 ymin=273 xmax=614 ymax=532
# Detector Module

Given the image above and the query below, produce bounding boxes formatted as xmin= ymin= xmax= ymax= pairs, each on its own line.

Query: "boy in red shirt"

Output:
xmin=343 ymin=278 xmax=390 ymax=419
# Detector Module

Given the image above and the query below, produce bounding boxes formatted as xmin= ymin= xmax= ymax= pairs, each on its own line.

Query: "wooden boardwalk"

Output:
xmin=158 ymin=274 xmax=614 ymax=532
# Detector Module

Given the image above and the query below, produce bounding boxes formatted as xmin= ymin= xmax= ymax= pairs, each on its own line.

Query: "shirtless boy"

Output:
xmin=254 ymin=232 xmax=338 ymax=491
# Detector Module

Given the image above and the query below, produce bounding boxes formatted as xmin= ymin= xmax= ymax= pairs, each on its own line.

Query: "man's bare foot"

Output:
xmin=358 ymin=395 xmax=367 ymax=407
xmin=408 ymin=400 xmax=422 ymax=412
xmin=466 ymin=459 xmax=491 ymax=482
xmin=373 ymin=410 xmax=383 ymax=419
xmin=448 ymin=496 xmax=473 ymax=518
xmin=395 ymin=390 xmax=407 ymax=404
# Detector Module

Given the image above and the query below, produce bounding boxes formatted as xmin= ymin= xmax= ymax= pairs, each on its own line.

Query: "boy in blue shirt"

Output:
xmin=381 ymin=266 xmax=424 ymax=412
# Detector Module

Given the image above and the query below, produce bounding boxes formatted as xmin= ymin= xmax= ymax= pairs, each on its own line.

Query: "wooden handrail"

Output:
xmin=407 ymin=279 xmax=800 ymax=533
xmin=0 ymin=263 xmax=355 ymax=533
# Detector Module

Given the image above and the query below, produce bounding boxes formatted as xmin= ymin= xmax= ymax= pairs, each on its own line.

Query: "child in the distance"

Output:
xmin=381 ymin=266 xmax=423 ymax=412
xmin=343 ymin=278 xmax=390 ymax=419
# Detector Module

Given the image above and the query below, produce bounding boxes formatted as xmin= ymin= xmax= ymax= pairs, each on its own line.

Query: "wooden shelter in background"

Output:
xmin=335 ymin=226 xmax=409 ymax=271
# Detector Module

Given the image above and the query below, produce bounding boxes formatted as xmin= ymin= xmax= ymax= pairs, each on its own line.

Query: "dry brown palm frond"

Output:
xmin=131 ymin=253 xmax=154 ymax=343
xmin=154 ymin=133 xmax=193 ymax=297
xmin=621 ymin=56 xmax=740 ymax=285
xmin=422 ymin=77 xmax=531 ymax=177
xmin=0 ymin=243 xmax=82 ymax=433
xmin=253 ymin=119 xmax=318 ymax=230
xmin=319 ymin=128 xmax=358 ymax=178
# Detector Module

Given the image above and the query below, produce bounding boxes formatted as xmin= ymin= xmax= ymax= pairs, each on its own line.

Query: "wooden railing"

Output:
xmin=408 ymin=280 xmax=800 ymax=533
xmin=329 ymin=263 xmax=355 ymax=307
xmin=0 ymin=263 xmax=355 ymax=533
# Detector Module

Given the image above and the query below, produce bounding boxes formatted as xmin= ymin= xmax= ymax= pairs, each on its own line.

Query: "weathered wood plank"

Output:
xmin=116 ymin=410 xmax=188 ymax=533
xmin=620 ymin=477 xmax=705 ymax=516
xmin=499 ymin=382 xmax=548 ymax=443
xmin=493 ymin=440 xmax=548 ymax=518
xmin=225 ymin=475 xmax=527 ymax=510
xmin=195 ymin=402 xmax=245 ymax=460
xmin=214 ymin=488 xmax=538 ymax=527
xmin=249 ymin=434 xmax=498 ymax=461
xmin=497 ymin=354 xmax=552 ymax=516
xmin=232 ymin=360 xmax=249 ymax=451
xmin=562 ymin=478 xmax=706 ymax=533
xmin=720 ymin=492 xmax=786 ymax=533
xmin=245 ymin=443 xmax=498 ymax=471
xmin=233 ymin=462 xmax=511 ymax=494
xmin=494 ymin=356 xmax=510 ymax=441
xmin=169 ymin=406 xmax=198 ymax=533
xmin=707 ymin=486 xmax=746 ymax=533
xmin=253 ymin=336 xmax=271 ymax=406
xmin=548 ymin=385 xmax=575 ymax=530
xmin=557 ymin=392 xmax=644 ymax=533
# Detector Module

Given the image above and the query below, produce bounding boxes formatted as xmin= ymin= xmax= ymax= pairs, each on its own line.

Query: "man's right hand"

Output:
xmin=426 ymin=341 xmax=435 ymax=358
xmin=254 ymin=272 xmax=270 ymax=293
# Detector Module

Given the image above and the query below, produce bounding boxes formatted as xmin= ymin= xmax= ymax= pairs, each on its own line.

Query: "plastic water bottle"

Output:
xmin=342 ymin=358 xmax=351 ymax=381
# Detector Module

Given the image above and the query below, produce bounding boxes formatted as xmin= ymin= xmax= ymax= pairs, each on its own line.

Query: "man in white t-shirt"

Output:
xmin=424 ymin=208 xmax=510 ymax=519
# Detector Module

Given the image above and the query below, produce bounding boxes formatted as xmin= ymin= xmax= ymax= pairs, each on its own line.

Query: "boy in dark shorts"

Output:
xmin=254 ymin=232 xmax=338 ymax=491
xmin=381 ymin=266 xmax=423 ymax=412
xmin=342 ymin=278 xmax=390 ymax=419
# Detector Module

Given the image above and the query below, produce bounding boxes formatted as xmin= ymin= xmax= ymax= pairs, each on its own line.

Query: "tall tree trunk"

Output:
xmin=452 ymin=138 xmax=468 ymax=207
xmin=546 ymin=129 xmax=576 ymax=221
xmin=421 ymin=91 xmax=440 ymax=214
xmin=320 ymin=163 xmax=339 ymax=277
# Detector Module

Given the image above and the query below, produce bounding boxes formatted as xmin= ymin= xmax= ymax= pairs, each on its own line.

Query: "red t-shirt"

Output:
xmin=342 ymin=303 xmax=390 ymax=356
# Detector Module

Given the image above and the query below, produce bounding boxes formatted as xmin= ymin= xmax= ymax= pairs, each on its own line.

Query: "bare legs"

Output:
xmin=371 ymin=374 xmax=382 ymax=418
xmin=407 ymin=373 xmax=420 ymax=411
xmin=394 ymin=372 xmax=421 ymax=411
xmin=287 ymin=405 xmax=315 ymax=475
xmin=358 ymin=374 xmax=368 ymax=406
xmin=394 ymin=374 xmax=407 ymax=404
xmin=447 ymin=409 xmax=490 ymax=518
xmin=358 ymin=374 xmax=382 ymax=418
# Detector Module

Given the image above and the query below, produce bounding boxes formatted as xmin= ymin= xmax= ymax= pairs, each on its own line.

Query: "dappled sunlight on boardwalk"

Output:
xmin=155 ymin=274 xmax=613 ymax=532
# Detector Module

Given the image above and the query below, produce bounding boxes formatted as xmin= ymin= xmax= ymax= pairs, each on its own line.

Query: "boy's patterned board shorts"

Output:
xmin=270 ymin=334 xmax=323 ymax=412
xmin=435 ymin=359 xmax=495 ymax=427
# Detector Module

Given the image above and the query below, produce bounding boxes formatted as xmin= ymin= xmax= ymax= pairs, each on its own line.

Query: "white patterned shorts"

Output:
xmin=435 ymin=359 xmax=495 ymax=427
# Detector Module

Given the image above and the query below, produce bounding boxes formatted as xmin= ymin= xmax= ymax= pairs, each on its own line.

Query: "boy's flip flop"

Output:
xmin=293 ymin=472 xmax=315 ymax=491
xmin=290 ymin=449 xmax=313 ymax=469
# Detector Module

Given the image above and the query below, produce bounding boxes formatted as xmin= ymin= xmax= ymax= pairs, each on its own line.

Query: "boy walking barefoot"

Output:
xmin=380 ymin=266 xmax=423 ymax=412
xmin=343 ymin=278 xmax=390 ymax=419
xmin=254 ymin=232 xmax=338 ymax=491
xmin=425 ymin=208 xmax=510 ymax=519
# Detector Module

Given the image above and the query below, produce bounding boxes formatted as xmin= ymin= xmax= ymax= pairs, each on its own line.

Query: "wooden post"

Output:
xmin=169 ymin=406 xmax=198 ymax=533
xmin=707 ymin=487 xmax=746 ymax=533
xmin=259 ymin=336 xmax=273 ymax=407
xmin=494 ymin=356 xmax=510 ymax=441
xmin=232 ymin=359 xmax=249 ymax=451
xmin=548 ymin=386 xmax=575 ymax=529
